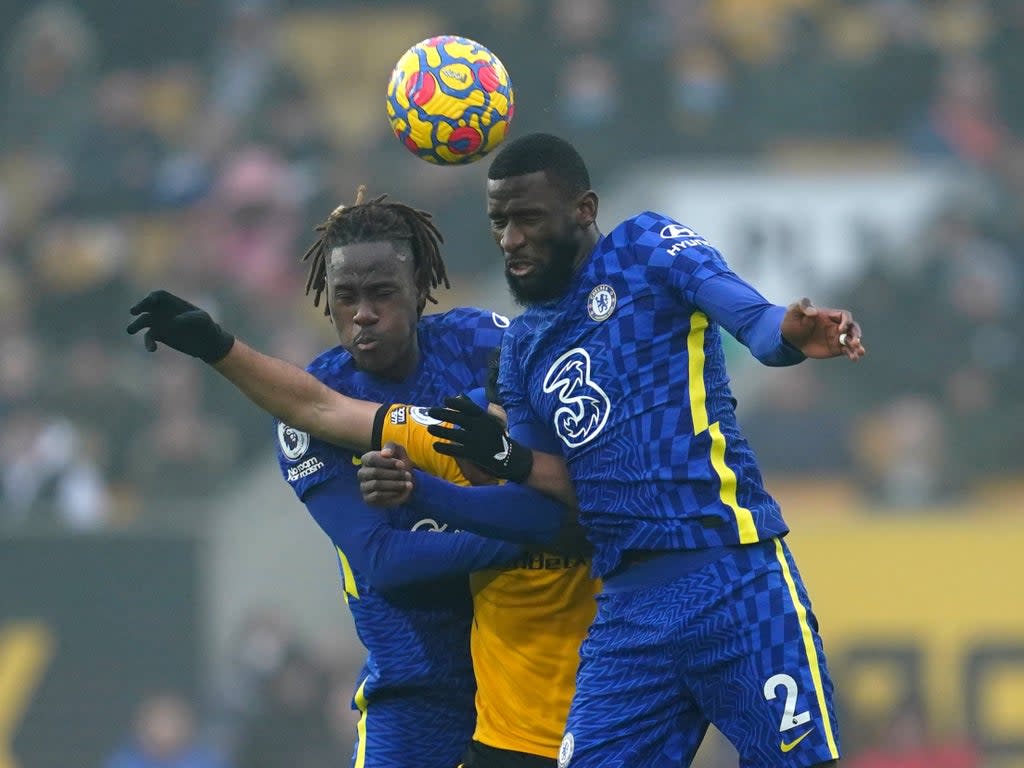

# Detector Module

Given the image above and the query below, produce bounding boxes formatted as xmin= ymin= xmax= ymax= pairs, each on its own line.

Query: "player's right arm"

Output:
xmin=212 ymin=339 xmax=380 ymax=450
xmin=127 ymin=290 xmax=381 ymax=452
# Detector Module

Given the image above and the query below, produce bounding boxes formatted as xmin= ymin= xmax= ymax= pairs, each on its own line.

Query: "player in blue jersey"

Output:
xmin=357 ymin=133 xmax=866 ymax=767
xmin=127 ymin=189 xmax=520 ymax=768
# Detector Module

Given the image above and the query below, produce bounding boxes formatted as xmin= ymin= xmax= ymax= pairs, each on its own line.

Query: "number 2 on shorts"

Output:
xmin=763 ymin=673 xmax=810 ymax=732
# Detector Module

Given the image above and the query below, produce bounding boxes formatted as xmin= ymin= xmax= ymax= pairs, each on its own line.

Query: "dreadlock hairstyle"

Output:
xmin=301 ymin=185 xmax=450 ymax=316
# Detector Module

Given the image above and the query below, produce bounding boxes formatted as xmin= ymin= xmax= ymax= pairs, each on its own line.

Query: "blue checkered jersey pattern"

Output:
xmin=499 ymin=213 xmax=789 ymax=578
xmin=276 ymin=307 xmax=508 ymax=704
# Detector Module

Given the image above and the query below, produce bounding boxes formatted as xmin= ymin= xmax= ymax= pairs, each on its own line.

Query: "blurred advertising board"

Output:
xmin=790 ymin=514 xmax=1024 ymax=764
xmin=604 ymin=164 xmax=959 ymax=304
xmin=0 ymin=534 xmax=200 ymax=768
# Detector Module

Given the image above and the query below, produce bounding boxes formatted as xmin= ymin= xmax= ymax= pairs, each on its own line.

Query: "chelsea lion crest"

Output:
xmin=587 ymin=284 xmax=616 ymax=322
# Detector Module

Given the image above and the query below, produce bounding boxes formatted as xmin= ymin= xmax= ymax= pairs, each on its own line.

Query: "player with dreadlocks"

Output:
xmin=128 ymin=189 xmax=524 ymax=767
xmin=302 ymin=186 xmax=450 ymax=316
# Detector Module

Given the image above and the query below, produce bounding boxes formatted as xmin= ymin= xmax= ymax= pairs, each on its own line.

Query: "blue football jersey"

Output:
xmin=499 ymin=213 xmax=789 ymax=578
xmin=276 ymin=307 xmax=508 ymax=704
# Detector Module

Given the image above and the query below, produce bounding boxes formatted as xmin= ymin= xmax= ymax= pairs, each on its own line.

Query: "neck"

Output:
xmin=573 ymin=227 xmax=602 ymax=271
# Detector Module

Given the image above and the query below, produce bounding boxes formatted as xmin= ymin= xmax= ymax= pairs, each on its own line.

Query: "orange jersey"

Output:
xmin=378 ymin=404 xmax=598 ymax=757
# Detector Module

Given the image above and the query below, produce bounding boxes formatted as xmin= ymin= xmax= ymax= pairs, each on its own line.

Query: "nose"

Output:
xmin=353 ymin=300 xmax=377 ymax=326
xmin=499 ymin=222 xmax=525 ymax=255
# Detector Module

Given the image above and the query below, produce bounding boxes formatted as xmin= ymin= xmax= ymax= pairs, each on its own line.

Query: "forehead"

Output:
xmin=327 ymin=240 xmax=413 ymax=282
xmin=487 ymin=171 xmax=566 ymax=212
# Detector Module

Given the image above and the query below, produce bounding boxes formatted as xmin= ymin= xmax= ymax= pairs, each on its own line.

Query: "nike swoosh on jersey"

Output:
xmin=779 ymin=728 xmax=813 ymax=753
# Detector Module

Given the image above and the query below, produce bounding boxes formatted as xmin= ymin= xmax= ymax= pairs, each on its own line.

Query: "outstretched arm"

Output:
xmin=127 ymin=290 xmax=381 ymax=451
xmin=694 ymin=273 xmax=866 ymax=364
xmin=212 ymin=340 xmax=380 ymax=450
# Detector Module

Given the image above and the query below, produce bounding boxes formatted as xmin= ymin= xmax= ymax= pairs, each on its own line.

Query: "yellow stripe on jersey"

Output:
xmin=687 ymin=310 xmax=758 ymax=543
xmin=687 ymin=311 xmax=710 ymax=434
xmin=773 ymin=538 xmax=840 ymax=760
xmin=337 ymin=547 xmax=359 ymax=602
xmin=710 ymin=422 xmax=758 ymax=544
xmin=353 ymin=677 xmax=369 ymax=768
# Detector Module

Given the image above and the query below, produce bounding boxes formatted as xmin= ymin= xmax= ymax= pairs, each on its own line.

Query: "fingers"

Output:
xmin=359 ymin=448 xmax=407 ymax=472
xmin=359 ymin=479 xmax=413 ymax=507
xmin=427 ymin=407 xmax=462 ymax=425
xmin=125 ymin=313 xmax=152 ymax=335
xmin=444 ymin=394 xmax=484 ymax=415
xmin=836 ymin=317 xmax=866 ymax=360
xmin=796 ymin=297 xmax=817 ymax=317
xmin=432 ymin=441 xmax=466 ymax=458
xmin=428 ymin=395 xmax=482 ymax=427
xmin=129 ymin=289 xmax=194 ymax=318
xmin=357 ymin=453 xmax=413 ymax=506
xmin=129 ymin=291 xmax=159 ymax=316
xmin=426 ymin=424 xmax=465 ymax=443
xmin=144 ymin=329 xmax=158 ymax=353
xmin=129 ymin=289 xmax=173 ymax=316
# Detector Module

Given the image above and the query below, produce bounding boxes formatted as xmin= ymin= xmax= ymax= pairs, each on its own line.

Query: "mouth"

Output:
xmin=353 ymin=336 xmax=379 ymax=351
xmin=505 ymin=259 xmax=535 ymax=279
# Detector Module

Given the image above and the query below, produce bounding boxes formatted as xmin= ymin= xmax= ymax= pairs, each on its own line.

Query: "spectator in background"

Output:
xmin=206 ymin=146 xmax=303 ymax=304
xmin=234 ymin=648 xmax=338 ymax=768
xmin=204 ymin=607 xmax=296 ymax=760
xmin=987 ymin=0 xmax=1024 ymax=137
xmin=105 ymin=692 xmax=228 ymax=768
xmin=736 ymin=9 xmax=853 ymax=146
xmin=2 ymin=1 xmax=95 ymax=158
xmin=909 ymin=56 xmax=1008 ymax=168
xmin=128 ymin=356 xmax=240 ymax=500
xmin=62 ymin=70 xmax=165 ymax=216
xmin=851 ymin=0 xmax=938 ymax=140
xmin=199 ymin=0 xmax=285 ymax=160
xmin=0 ymin=410 xmax=110 ymax=530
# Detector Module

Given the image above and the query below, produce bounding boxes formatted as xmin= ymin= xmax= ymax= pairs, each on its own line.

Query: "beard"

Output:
xmin=505 ymin=245 xmax=578 ymax=306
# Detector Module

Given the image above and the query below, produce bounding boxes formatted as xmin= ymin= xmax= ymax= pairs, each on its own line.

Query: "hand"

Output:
xmin=780 ymin=297 xmax=866 ymax=361
xmin=427 ymin=395 xmax=533 ymax=482
xmin=127 ymin=290 xmax=235 ymax=364
xmin=454 ymin=456 xmax=500 ymax=487
xmin=358 ymin=442 xmax=414 ymax=507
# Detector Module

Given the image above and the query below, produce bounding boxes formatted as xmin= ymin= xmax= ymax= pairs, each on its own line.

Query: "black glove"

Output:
xmin=126 ymin=290 xmax=235 ymax=364
xmin=427 ymin=395 xmax=533 ymax=482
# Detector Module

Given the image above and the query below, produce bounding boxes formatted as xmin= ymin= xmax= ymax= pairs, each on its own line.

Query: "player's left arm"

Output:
xmin=693 ymin=273 xmax=865 ymax=363
xmin=643 ymin=225 xmax=866 ymax=363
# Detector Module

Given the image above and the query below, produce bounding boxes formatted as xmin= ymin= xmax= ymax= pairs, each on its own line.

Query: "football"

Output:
xmin=386 ymin=35 xmax=514 ymax=165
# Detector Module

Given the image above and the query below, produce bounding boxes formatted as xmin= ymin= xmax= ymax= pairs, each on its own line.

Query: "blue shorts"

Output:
xmin=559 ymin=538 xmax=841 ymax=768
xmin=351 ymin=683 xmax=474 ymax=768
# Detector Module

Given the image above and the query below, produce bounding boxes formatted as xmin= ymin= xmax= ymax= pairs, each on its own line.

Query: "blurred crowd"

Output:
xmin=1 ymin=0 xmax=1022 ymax=528
xmin=104 ymin=607 xmax=363 ymax=768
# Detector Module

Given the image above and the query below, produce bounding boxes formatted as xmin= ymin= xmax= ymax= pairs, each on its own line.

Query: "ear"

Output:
xmin=575 ymin=190 xmax=599 ymax=230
